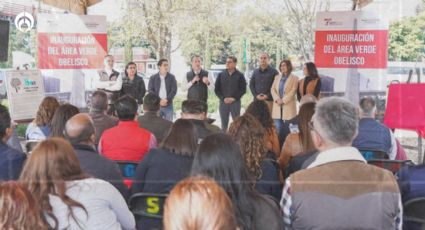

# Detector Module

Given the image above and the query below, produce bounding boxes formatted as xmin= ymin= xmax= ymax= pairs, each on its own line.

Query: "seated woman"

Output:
xmin=191 ymin=134 xmax=283 ymax=230
xmin=131 ymin=119 xmax=198 ymax=230
xmin=50 ymin=103 xmax=80 ymax=138
xmin=26 ymin=96 xmax=59 ymax=140
xmin=163 ymin=176 xmax=238 ymax=230
xmin=279 ymin=102 xmax=316 ymax=177
xmin=228 ymin=114 xmax=282 ymax=201
xmin=245 ymin=100 xmax=280 ymax=158
xmin=19 ymin=138 xmax=135 ymax=230
xmin=0 ymin=181 xmax=48 ymax=230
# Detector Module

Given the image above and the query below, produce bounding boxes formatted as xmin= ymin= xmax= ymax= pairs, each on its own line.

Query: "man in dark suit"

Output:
xmin=138 ymin=93 xmax=173 ymax=144
xmin=89 ymin=91 xmax=118 ymax=146
xmin=0 ymin=105 xmax=26 ymax=181
xmin=64 ymin=113 xmax=129 ymax=200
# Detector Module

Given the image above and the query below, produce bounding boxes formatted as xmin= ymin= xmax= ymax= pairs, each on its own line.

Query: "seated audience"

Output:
xmin=89 ymin=91 xmax=118 ymax=145
xmin=19 ymin=138 xmax=135 ymax=230
xmin=138 ymin=93 xmax=172 ymax=143
xmin=284 ymin=150 xmax=319 ymax=178
xmin=163 ymin=176 xmax=238 ymax=230
xmin=279 ymin=102 xmax=316 ymax=175
xmin=50 ymin=103 xmax=79 ymax=138
xmin=352 ymin=97 xmax=396 ymax=159
xmin=0 ymin=181 xmax=48 ymax=230
xmin=26 ymin=96 xmax=59 ymax=140
xmin=100 ymin=95 xmax=156 ymax=162
xmin=281 ymin=97 xmax=402 ymax=229
xmin=181 ymin=100 xmax=219 ymax=141
xmin=64 ymin=113 xmax=129 ymax=199
xmin=245 ymin=100 xmax=280 ymax=157
xmin=0 ymin=105 xmax=26 ymax=181
xmin=191 ymin=134 xmax=283 ymax=230
xmin=228 ymin=114 xmax=282 ymax=200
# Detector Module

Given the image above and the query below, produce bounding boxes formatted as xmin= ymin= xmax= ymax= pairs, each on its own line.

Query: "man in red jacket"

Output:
xmin=99 ymin=95 xmax=157 ymax=162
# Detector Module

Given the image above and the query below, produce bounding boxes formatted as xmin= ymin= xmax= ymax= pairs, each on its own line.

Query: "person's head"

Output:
xmin=303 ymin=62 xmax=319 ymax=78
xmin=143 ymin=93 xmax=161 ymax=112
xmin=228 ymin=114 xmax=267 ymax=180
xmin=125 ymin=62 xmax=137 ymax=77
xmin=115 ymin=95 xmax=138 ymax=121
xmin=311 ymin=97 xmax=358 ymax=151
xmin=359 ymin=97 xmax=376 ymax=118
xmin=104 ymin=55 xmax=114 ymax=69
xmin=245 ymin=100 xmax=274 ymax=130
xmin=191 ymin=133 xmax=255 ymax=230
xmin=163 ymin=176 xmax=238 ymax=230
xmin=158 ymin=59 xmax=169 ymax=74
xmin=50 ymin=104 xmax=80 ymax=138
xmin=259 ymin=53 xmax=269 ymax=69
xmin=0 ymin=181 xmax=48 ymax=230
xmin=299 ymin=94 xmax=317 ymax=106
xmin=279 ymin=59 xmax=293 ymax=76
xmin=298 ymin=102 xmax=316 ymax=152
xmin=161 ymin=119 xmax=198 ymax=156
xmin=64 ymin=113 xmax=96 ymax=146
xmin=0 ymin=104 xmax=12 ymax=143
xmin=181 ymin=100 xmax=207 ymax=120
xmin=191 ymin=55 xmax=203 ymax=71
xmin=226 ymin=56 xmax=237 ymax=71
xmin=34 ymin=96 xmax=60 ymax=127
xmin=90 ymin=90 xmax=108 ymax=113
xmin=19 ymin=138 xmax=87 ymax=229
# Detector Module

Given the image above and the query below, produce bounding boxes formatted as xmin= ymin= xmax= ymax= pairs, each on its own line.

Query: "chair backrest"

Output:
xmin=404 ymin=197 xmax=425 ymax=229
xmin=367 ymin=159 xmax=413 ymax=174
xmin=115 ymin=161 xmax=138 ymax=188
xmin=358 ymin=148 xmax=389 ymax=161
xmin=129 ymin=193 xmax=168 ymax=219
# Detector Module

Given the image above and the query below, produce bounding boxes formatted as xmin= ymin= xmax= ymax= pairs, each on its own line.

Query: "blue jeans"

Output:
xmin=160 ymin=104 xmax=173 ymax=121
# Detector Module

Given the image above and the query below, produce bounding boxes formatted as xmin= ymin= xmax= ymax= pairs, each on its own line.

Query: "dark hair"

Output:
xmin=143 ymin=93 xmax=160 ymax=112
xmin=0 ymin=104 xmax=11 ymax=140
xmin=245 ymin=100 xmax=274 ymax=130
xmin=158 ymin=59 xmax=168 ymax=67
xmin=50 ymin=104 xmax=80 ymax=138
xmin=359 ymin=97 xmax=376 ymax=116
xmin=191 ymin=55 xmax=203 ymax=62
xmin=104 ymin=54 xmax=113 ymax=59
xmin=90 ymin=91 xmax=108 ymax=112
xmin=191 ymin=134 xmax=257 ymax=230
xmin=161 ymin=119 xmax=198 ymax=156
xmin=124 ymin=62 xmax=137 ymax=77
xmin=34 ymin=97 xmax=60 ymax=126
xmin=181 ymin=100 xmax=208 ymax=114
xmin=279 ymin=59 xmax=293 ymax=75
xmin=115 ymin=95 xmax=138 ymax=121
xmin=298 ymin=102 xmax=316 ymax=152
xmin=227 ymin=56 xmax=237 ymax=63
xmin=305 ymin=62 xmax=319 ymax=78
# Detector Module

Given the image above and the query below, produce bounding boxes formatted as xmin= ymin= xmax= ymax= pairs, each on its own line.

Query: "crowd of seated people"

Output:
xmin=0 ymin=88 xmax=422 ymax=230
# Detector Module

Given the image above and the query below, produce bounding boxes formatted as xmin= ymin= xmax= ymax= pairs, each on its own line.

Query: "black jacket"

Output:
xmin=121 ymin=74 xmax=146 ymax=104
xmin=186 ymin=69 xmax=209 ymax=102
xmin=137 ymin=112 xmax=173 ymax=143
xmin=148 ymin=72 xmax=177 ymax=103
xmin=249 ymin=66 xmax=278 ymax=101
xmin=0 ymin=142 xmax=26 ymax=181
xmin=214 ymin=69 xmax=246 ymax=101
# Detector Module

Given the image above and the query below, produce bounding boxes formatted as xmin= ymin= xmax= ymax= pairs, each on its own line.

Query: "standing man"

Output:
xmin=249 ymin=53 xmax=278 ymax=111
xmin=185 ymin=55 xmax=214 ymax=102
xmin=214 ymin=56 xmax=246 ymax=131
xmin=148 ymin=59 xmax=177 ymax=121
xmin=94 ymin=54 xmax=123 ymax=115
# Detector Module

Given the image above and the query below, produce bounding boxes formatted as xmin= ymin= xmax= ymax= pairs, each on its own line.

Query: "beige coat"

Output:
xmin=271 ymin=74 xmax=298 ymax=120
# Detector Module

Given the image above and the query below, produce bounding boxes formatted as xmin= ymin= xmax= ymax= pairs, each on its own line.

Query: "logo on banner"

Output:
xmin=14 ymin=12 xmax=34 ymax=32
xmin=324 ymin=18 xmax=343 ymax=26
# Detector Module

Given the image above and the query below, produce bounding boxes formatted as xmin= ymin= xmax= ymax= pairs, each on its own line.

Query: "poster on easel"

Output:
xmin=5 ymin=70 xmax=45 ymax=121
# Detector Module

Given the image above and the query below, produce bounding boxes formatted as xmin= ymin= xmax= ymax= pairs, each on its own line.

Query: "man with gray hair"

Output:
xmin=89 ymin=90 xmax=118 ymax=145
xmin=352 ymin=96 xmax=396 ymax=159
xmin=280 ymin=97 xmax=402 ymax=230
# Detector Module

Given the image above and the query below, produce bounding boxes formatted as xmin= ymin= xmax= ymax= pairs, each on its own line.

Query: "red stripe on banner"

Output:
xmin=37 ymin=33 xmax=107 ymax=69
xmin=314 ymin=30 xmax=388 ymax=69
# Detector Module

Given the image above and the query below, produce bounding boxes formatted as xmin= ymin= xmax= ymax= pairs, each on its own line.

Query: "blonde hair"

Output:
xmin=163 ymin=176 xmax=238 ymax=230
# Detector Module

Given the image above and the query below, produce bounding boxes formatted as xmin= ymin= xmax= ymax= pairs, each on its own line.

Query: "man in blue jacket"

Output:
xmin=148 ymin=59 xmax=177 ymax=121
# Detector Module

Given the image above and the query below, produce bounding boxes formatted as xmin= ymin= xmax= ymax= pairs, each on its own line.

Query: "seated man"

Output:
xmin=352 ymin=97 xmax=396 ymax=159
xmin=281 ymin=97 xmax=402 ymax=229
xmin=64 ymin=113 xmax=128 ymax=199
xmin=99 ymin=95 xmax=156 ymax=162
xmin=137 ymin=93 xmax=172 ymax=143
xmin=89 ymin=91 xmax=118 ymax=145
xmin=0 ymin=105 xmax=26 ymax=181
xmin=180 ymin=100 xmax=220 ymax=141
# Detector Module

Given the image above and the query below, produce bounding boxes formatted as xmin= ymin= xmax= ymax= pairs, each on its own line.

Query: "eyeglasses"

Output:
xmin=308 ymin=121 xmax=315 ymax=131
